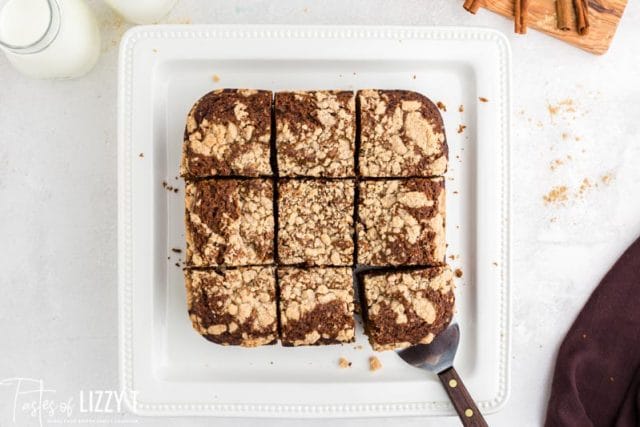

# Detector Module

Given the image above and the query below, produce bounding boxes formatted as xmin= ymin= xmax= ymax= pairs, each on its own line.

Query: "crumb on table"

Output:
xmin=478 ymin=97 xmax=489 ymax=103
xmin=454 ymin=268 xmax=463 ymax=278
xmin=436 ymin=101 xmax=447 ymax=112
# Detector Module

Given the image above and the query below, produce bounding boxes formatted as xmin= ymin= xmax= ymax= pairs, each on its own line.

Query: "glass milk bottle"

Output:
xmin=0 ymin=0 xmax=100 ymax=79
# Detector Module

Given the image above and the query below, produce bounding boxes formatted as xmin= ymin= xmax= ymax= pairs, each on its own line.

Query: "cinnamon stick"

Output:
xmin=514 ymin=0 xmax=522 ymax=33
xmin=521 ymin=0 xmax=530 ymax=33
xmin=463 ymin=0 xmax=483 ymax=14
xmin=574 ymin=0 xmax=590 ymax=35
xmin=556 ymin=0 xmax=572 ymax=31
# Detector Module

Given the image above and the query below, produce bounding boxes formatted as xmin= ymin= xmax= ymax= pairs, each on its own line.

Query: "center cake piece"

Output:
xmin=358 ymin=89 xmax=448 ymax=177
xmin=278 ymin=179 xmax=354 ymax=266
xmin=278 ymin=267 xmax=356 ymax=346
xmin=181 ymin=89 xmax=272 ymax=178
xmin=275 ymin=91 xmax=356 ymax=177
xmin=357 ymin=178 xmax=446 ymax=266
xmin=185 ymin=267 xmax=278 ymax=347
xmin=185 ymin=179 xmax=274 ymax=267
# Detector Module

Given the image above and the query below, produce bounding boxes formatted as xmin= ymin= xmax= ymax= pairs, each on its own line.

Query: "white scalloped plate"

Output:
xmin=117 ymin=25 xmax=511 ymax=418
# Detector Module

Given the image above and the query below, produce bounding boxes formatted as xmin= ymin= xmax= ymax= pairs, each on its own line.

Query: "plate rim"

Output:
xmin=117 ymin=24 xmax=512 ymax=418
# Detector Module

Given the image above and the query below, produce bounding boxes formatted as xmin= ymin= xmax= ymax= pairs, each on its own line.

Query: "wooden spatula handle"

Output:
xmin=438 ymin=367 xmax=488 ymax=427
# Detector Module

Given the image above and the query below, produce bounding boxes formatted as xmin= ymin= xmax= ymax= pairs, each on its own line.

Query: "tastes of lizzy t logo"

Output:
xmin=0 ymin=378 xmax=138 ymax=426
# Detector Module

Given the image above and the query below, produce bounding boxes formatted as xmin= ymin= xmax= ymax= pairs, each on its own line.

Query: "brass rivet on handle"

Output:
xmin=448 ymin=379 xmax=458 ymax=388
xmin=465 ymin=409 xmax=474 ymax=417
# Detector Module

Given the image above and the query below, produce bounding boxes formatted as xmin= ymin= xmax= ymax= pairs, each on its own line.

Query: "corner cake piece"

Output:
xmin=358 ymin=89 xmax=448 ymax=177
xmin=181 ymin=89 xmax=272 ymax=178
xmin=185 ymin=179 xmax=274 ymax=267
xmin=362 ymin=267 xmax=455 ymax=351
xmin=357 ymin=178 xmax=445 ymax=266
xmin=278 ymin=179 xmax=354 ymax=266
xmin=278 ymin=267 xmax=355 ymax=346
xmin=185 ymin=267 xmax=277 ymax=346
xmin=275 ymin=91 xmax=356 ymax=177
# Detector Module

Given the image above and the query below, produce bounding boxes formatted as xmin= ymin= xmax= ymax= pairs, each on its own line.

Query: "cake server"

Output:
xmin=397 ymin=323 xmax=488 ymax=426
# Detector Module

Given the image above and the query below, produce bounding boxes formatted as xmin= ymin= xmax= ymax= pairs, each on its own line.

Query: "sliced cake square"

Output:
xmin=185 ymin=179 xmax=274 ymax=267
xmin=357 ymin=178 xmax=446 ymax=266
xmin=181 ymin=89 xmax=272 ymax=178
xmin=362 ymin=267 xmax=455 ymax=351
xmin=185 ymin=267 xmax=278 ymax=347
xmin=275 ymin=91 xmax=355 ymax=177
xmin=278 ymin=267 xmax=356 ymax=346
xmin=359 ymin=89 xmax=447 ymax=177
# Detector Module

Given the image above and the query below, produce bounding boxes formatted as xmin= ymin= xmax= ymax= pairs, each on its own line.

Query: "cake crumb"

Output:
xmin=353 ymin=345 xmax=363 ymax=350
xmin=578 ymin=178 xmax=592 ymax=195
xmin=338 ymin=357 xmax=352 ymax=368
xmin=601 ymin=173 xmax=614 ymax=185
xmin=458 ymin=104 xmax=464 ymax=112
xmin=457 ymin=124 xmax=466 ymax=134
xmin=369 ymin=356 xmax=382 ymax=372
xmin=139 ymin=152 xmax=144 ymax=158
xmin=171 ymin=248 xmax=182 ymax=253
xmin=454 ymin=268 xmax=463 ymax=278
xmin=543 ymin=186 xmax=569 ymax=205
xmin=412 ymin=74 xmax=417 ymax=80
xmin=478 ymin=97 xmax=489 ymax=103
xmin=493 ymin=262 xmax=499 ymax=266
xmin=212 ymin=74 xmax=220 ymax=83
xmin=175 ymin=262 xmax=180 ymax=268
xmin=436 ymin=101 xmax=447 ymax=112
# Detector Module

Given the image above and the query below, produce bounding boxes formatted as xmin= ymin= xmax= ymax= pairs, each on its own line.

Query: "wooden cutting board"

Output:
xmin=479 ymin=0 xmax=627 ymax=55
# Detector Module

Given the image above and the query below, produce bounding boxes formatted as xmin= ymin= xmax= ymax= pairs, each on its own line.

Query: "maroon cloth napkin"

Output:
xmin=545 ymin=236 xmax=640 ymax=426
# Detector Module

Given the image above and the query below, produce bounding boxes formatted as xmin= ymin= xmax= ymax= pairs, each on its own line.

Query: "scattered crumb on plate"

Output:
xmin=171 ymin=248 xmax=182 ymax=253
xmin=339 ymin=357 xmax=352 ymax=368
xmin=454 ymin=268 xmax=463 ymax=278
xmin=458 ymin=104 xmax=464 ymax=112
xmin=457 ymin=124 xmax=466 ymax=134
xmin=139 ymin=152 xmax=144 ymax=158
xmin=436 ymin=101 xmax=447 ymax=112
xmin=212 ymin=74 xmax=221 ymax=83
xmin=369 ymin=356 xmax=382 ymax=372
xmin=478 ymin=97 xmax=489 ymax=103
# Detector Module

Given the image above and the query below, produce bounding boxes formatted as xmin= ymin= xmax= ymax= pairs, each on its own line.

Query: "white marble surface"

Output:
xmin=0 ymin=1 xmax=639 ymax=426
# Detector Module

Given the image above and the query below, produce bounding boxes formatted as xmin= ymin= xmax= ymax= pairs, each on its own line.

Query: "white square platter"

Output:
xmin=117 ymin=25 xmax=511 ymax=418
